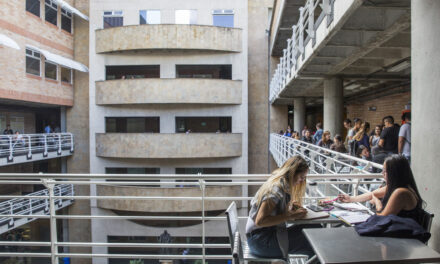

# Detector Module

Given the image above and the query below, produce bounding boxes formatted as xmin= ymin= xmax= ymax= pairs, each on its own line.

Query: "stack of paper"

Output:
xmin=333 ymin=202 xmax=369 ymax=212
xmin=331 ymin=210 xmax=371 ymax=224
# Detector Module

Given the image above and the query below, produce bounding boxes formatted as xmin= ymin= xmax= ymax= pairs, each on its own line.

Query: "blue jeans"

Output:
xmin=247 ymin=225 xmax=319 ymax=259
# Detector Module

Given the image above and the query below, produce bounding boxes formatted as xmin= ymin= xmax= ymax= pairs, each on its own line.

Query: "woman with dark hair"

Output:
xmin=338 ymin=155 xmax=424 ymax=224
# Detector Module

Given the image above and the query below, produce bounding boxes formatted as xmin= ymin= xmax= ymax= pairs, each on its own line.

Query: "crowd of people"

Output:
xmin=279 ymin=111 xmax=412 ymax=164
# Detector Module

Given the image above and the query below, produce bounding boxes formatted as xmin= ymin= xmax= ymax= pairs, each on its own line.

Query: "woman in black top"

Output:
xmin=339 ymin=155 xmax=424 ymax=225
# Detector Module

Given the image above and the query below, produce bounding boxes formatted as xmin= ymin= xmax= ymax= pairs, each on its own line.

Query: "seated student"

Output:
xmin=338 ymin=155 xmax=425 ymax=225
xmin=301 ymin=130 xmax=313 ymax=143
xmin=246 ymin=156 xmax=316 ymax=259
xmin=330 ymin=134 xmax=347 ymax=153
xmin=317 ymin=131 xmax=333 ymax=149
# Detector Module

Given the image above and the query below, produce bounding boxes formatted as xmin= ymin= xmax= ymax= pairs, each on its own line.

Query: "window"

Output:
xmin=45 ymin=0 xmax=58 ymax=26
xmin=61 ymin=67 xmax=72 ymax=83
xmin=176 ymin=65 xmax=232 ymax=79
xmin=45 ymin=61 xmax=57 ymax=80
xmin=175 ymin=10 xmax=197 ymax=24
xmin=175 ymin=117 xmax=232 ymax=133
xmin=105 ymin=65 xmax=160 ymax=80
xmin=26 ymin=48 xmax=41 ymax=76
xmin=106 ymin=168 xmax=160 ymax=187
xmin=10 ymin=116 xmax=25 ymax=134
xmin=140 ymin=10 xmax=160 ymax=25
xmin=105 ymin=117 xmax=160 ymax=133
xmin=213 ymin=9 xmax=234 ymax=28
xmin=61 ymin=8 xmax=72 ymax=33
xmin=26 ymin=0 xmax=40 ymax=17
xmin=103 ymin=11 xmax=123 ymax=28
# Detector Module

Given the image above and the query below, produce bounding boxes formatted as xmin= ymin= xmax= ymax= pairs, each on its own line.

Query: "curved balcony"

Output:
xmin=95 ymin=24 xmax=242 ymax=53
xmin=96 ymin=185 xmax=242 ymax=213
xmin=95 ymin=78 xmax=242 ymax=105
xmin=96 ymin=133 xmax=242 ymax=158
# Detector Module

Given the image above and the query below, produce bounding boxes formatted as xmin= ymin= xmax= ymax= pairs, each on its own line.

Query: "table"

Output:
xmin=303 ymin=227 xmax=440 ymax=264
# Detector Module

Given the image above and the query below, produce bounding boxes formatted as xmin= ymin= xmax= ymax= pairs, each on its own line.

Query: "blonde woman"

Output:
xmin=245 ymin=156 xmax=316 ymax=259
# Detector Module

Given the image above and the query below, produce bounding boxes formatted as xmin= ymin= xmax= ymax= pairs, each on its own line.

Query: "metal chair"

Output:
xmin=225 ymin=202 xmax=313 ymax=264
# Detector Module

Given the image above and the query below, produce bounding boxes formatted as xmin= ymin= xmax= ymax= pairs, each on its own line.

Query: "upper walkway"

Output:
xmin=270 ymin=0 xmax=410 ymax=105
xmin=0 ymin=133 xmax=74 ymax=166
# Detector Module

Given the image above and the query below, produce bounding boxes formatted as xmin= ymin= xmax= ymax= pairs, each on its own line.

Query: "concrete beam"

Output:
xmin=327 ymin=13 xmax=410 ymax=75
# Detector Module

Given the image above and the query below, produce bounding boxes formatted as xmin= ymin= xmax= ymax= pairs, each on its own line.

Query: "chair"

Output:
xmin=225 ymin=202 xmax=313 ymax=264
xmin=420 ymin=209 xmax=434 ymax=232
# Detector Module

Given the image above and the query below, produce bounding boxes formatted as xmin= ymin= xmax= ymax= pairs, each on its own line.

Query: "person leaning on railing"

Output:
xmin=245 ymin=156 xmax=317 ymax=259
xmin=338 ymin=155 xmax=425 ymax=225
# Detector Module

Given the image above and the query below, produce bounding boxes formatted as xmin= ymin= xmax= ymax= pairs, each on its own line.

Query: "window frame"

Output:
xmin=44 ymin=61 xmax=58 ymax=80
xmin=61 ymin=66 xmax=73 ymax=84
xmin=25 ymin=48 xmax=41 ymax=77
xmin=212 ymin=9 xmax=234 ymax=28
xmin=61 ymin=8 xmax=72 ymax=33
xmin=26 ymin=0 xmax=41 ymax=17
xmin=45 ymin=0 xmax=58 ymax=26
xmin=139 ymin=10 xmax=161 ymax=25
xmin=103 ymin=10 xmax=123 ymax=28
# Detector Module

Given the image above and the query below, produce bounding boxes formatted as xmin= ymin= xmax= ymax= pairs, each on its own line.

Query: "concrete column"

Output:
xmin=60 ymin=107 xmax=66 ymax=132
xmin=323 ymin=77 xmax=343 ymax=136
xmin=412 ymin=0 xmax=440 ymax=251
xmin=293 ymin=97 xmax=306 ymax=133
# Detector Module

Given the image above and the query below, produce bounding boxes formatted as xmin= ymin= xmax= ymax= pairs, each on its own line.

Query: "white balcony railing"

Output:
xmin=0 ymin=172 xmax=382 ymax=263
xmin=0 ymin=133 xmax=74 ymax=166
xmin=270 ymin=0 xmax=335 ymax=102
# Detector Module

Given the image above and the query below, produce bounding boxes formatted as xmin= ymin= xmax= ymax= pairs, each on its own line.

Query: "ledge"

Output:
xmin=96 ymin=78 xmax=242 ymax=105
xmin=96 ymin=133 xmax=242 ymax=158
xmin=95 ymin=24 xmax=242 ymax=53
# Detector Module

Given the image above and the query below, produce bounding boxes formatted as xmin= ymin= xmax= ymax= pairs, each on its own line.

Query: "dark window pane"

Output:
xmin=176 ymin=65 xmax=232 ymax=80
xmin=105 ymin=65 xmax=160 ymax=80
xmin=45 ymin=62 xmax=57 ymax=80
xmin=61 ymin=10 xmax=72 ymax=33
xmin=106 ymin=168 xmax=160 ymax=187
xmin=45 ymin=1 xmax=57 ymax=26
xmin=26 ymin=0 xmax=40 ymax=17
xmin=104 ymin=17 xmax=123 ymax=28
xmin=175 ymin=117 xmax=232 ymax=133
xmin=61 ymin=67 xmax=72 ymax=83
xmin=26 ymin=57 xmax=40 ymax=76
xmin=213 ymin=15 xmax=234 ymax=27
xmin=105 ymin=117 xmax=160 ymax=133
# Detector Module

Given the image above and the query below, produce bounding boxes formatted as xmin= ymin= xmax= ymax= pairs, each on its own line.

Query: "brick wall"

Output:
xmin=0 ymin=0 xmax=75 ymax=106
xmin=346 ymin=91 xmax=411 ymax=127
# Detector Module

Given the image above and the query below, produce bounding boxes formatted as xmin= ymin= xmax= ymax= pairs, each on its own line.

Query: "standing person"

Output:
xmin=301 ymin=125 xmax=308 ymax=138
xmin=399 ymin=112 xmax=411 ymax=163
xmin=317 ymin=131 xmax=333 ymax=149
xmin=343 ymin=119 xmax=353 ymax=147
xmin=347 ymin=118 xmax=362 ymax=155
xmin=3 ymin=125 xmax=13 ymax=135
xmin=44 ymin=124 xmax=52 ymax=134
xmin=284 ymin=126 xmax=292 ymax=137
xmin=301 ymin=130 xmax=313 ymax=144
xmin=370 ymin=125 xmax=382 ymax=148
xmin=353 ymin=122 xmax=370 ymax=153
xmin=312 ymin=123 xmax=323 ymax=145
xmin=378 ymin=116 xmax=400 ymax=155
xmin=246 ymin=156 xmax=316 ymax=259
xmin=330 ymin=134 xmax=347 ymax=153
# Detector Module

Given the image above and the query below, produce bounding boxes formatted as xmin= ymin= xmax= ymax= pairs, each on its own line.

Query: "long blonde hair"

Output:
xmin=255 ymin=156 xmax=309 ymax=207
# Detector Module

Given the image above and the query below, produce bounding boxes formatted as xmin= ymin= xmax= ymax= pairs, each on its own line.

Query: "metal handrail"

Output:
xmin=270 ymin=0 xmax=334 ymax=102
xmin=0 ymin=173 xmax=382 ymax=263
xmin=0 ymin=133 xmax=74 ymax=162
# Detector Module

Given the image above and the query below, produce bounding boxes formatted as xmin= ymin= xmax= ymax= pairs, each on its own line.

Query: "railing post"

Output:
xmin=57 ymin=134 xmax=62 ymax=155
xmin=27 ymin=135 xmax=32 ymax=159
xmin=8 ymin=135 xmax=13 ymax=162
xmin=291 ymin=25 xmax=298 ymax=72
xmin=43 ymin=179 xmax=58 ymax=264
xmin=298 ymin=7 xmax=305 ymax=55
xmin=198 ymin=178 xmax=206 ymax=263
xmin=286 ymin=39 xmax=292 ymax=78
xmin=306 ymin=0 xmax=315 ymax=41
xmin=43 ymin=135 xmax=48 ymax=157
